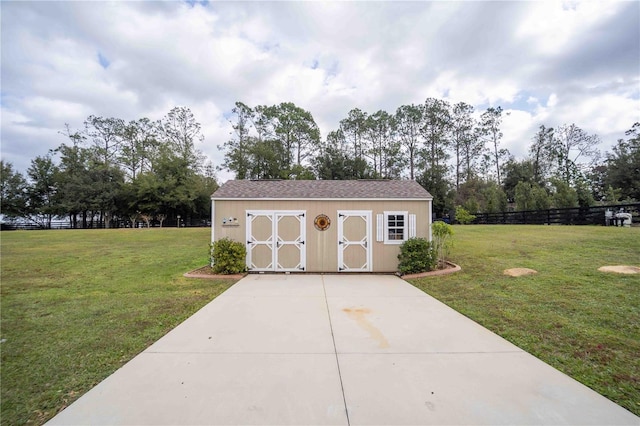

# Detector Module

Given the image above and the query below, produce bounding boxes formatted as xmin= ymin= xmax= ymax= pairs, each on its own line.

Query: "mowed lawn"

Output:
xmin=1 ymin=228 xmax=235 ymax=426
xmin=409 ymin=225 xmax=640 ymax=417
xmin=1 ymin=226 xmax=639 ymax=424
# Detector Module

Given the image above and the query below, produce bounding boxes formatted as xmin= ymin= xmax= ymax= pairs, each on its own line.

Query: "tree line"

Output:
xmin=1 ymin=107 xmax=217 ymax=228
xmin=2 ymin=100 xmax=638 ymax=228
xmin=219 ymin=100 xmax=639 ymax=216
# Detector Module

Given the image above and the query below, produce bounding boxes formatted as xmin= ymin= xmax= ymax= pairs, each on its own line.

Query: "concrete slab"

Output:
xmin=47 ymin=274 xmax=640 ymax=425
xmin=47 ymin=353 xmax=347 ymax=425
xmin=323 ymin=274 xmax=426 ymax=298
xmin=327 ymin=295 xmax=523 ymax=354
xmin=146 ymin=294 xmax=333 ymax=354
xmin=339 ymin=352 xmax=637 ymax=425
xmin=223 ymin=273 xmax=326 ymax=297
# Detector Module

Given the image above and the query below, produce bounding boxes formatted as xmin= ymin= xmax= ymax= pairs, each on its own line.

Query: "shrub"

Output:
xmin=397 ymin=237 xmax=437 ymax=275
xmin=455 ymin=206 xmax=476 ymax=224
xmin=210 ymin=238 xmax=246 ymax=274
xmin=432 ymin=221 xmax=454 ymax=268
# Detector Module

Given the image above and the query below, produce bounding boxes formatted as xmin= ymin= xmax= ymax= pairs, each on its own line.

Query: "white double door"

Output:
xmin=246 ymin=210 xmax=306 ymax=272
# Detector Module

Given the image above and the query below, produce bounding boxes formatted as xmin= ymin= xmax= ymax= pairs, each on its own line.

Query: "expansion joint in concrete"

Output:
xmin=322 ymin=275 xmax=351 ymax=426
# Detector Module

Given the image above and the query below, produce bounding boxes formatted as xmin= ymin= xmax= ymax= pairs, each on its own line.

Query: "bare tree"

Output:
xmin=551 ymin=123 xmax=601 ymax=184
xmin=84 ymin=116 xmax=125 ymax=167
xmin=159 ymin=106 xmax=205 ymax=170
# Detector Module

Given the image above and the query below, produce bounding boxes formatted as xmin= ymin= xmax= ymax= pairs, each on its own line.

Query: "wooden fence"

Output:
xmin=471 ymin=203 xmax=640 ymax=226
xmin=0 ymin=218 xmax=211 ymax=231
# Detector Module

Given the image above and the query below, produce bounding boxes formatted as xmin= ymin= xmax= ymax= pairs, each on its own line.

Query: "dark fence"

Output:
xmin=471 ymin=203 xmax=640 ymax=226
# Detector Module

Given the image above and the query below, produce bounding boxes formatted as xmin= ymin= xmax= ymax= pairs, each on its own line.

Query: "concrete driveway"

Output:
xmin=48 ymin=274 xmax=638 ymax=425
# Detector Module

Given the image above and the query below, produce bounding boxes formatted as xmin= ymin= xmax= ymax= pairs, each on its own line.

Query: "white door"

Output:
xmin=274 ymin=212 xmax=306 ymax=272
xmin=246 ymin=210 xmax=306 ymax=272
xmin=337 ymin=210 xmax=372 ymax=272
xmin=246 ymin=211 xmax=274 ymax=271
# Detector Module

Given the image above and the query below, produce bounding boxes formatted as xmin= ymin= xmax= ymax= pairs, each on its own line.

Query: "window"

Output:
xmin=387 ymin=213 xmax=405 ymax=241
xmin=378 ymin=211 xmax=416 ymax=244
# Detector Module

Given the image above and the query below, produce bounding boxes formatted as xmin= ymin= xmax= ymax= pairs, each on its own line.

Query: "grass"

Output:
xmin=2 ymin=226 xmax=639 ymax=423
xmin=409 ymin=225 xmax=640 ymax=417
xmin=0 ymin=228 xmax=236 ymax=426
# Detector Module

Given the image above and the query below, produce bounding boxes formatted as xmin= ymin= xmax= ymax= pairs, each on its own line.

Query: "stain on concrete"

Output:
xmin=343 ymin=307 xmax=390 ymax=348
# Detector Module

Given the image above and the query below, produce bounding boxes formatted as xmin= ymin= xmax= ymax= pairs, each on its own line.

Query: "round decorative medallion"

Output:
xmin=314 ymin=214 xmax=331 ymax=231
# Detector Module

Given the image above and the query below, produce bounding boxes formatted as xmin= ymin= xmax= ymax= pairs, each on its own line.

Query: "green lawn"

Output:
xmin=409 ymin=225 xmax=640 ymax=417
xmin=2 ymin=226 xmax=639 ymax=424
xmin=0 ymin=228 xmax=235 ymax=426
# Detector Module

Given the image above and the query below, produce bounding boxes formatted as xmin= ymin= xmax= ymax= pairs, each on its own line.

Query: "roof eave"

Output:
xmin=211 ymin=196 xmax=433 ymax=201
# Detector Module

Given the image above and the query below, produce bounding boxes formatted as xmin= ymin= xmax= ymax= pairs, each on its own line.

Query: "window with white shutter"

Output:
xmin=383 ymin=211 xmax=409 ymax=244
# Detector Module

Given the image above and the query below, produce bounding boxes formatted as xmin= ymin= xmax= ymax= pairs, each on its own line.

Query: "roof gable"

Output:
xmin=212 ymin=180 xmax=432 ymax=200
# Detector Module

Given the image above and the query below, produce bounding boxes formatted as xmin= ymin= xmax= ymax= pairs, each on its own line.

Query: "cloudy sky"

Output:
xmin=2 ymin=1 xmax=639 ymax=182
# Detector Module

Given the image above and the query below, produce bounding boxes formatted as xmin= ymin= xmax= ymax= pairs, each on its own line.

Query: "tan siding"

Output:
xmin=213 ymin=199 xmax=431 ymax=273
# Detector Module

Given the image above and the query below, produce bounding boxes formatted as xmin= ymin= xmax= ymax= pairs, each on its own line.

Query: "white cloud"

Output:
xmin=502 ymin=109 xmax=536 ymax=159
xmin=515 ymin=1 xmax=622 ymax=56
xmin=1 ymin=0 xmax=638 ymax=180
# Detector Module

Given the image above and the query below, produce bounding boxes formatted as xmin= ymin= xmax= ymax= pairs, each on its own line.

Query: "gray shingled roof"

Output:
xmin=212 ymin=180 xmax=432 ymax=199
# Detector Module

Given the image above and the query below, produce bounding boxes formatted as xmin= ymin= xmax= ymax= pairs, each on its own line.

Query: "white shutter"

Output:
xmin=408 ymin=214 xmax=416 ymax=238
xmin=376 ymin=214 xmax=384 ymax=242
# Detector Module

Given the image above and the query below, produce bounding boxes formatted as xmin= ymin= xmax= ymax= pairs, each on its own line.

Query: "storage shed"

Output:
xmin=211 ymin=180 xmax=433 ymax=273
